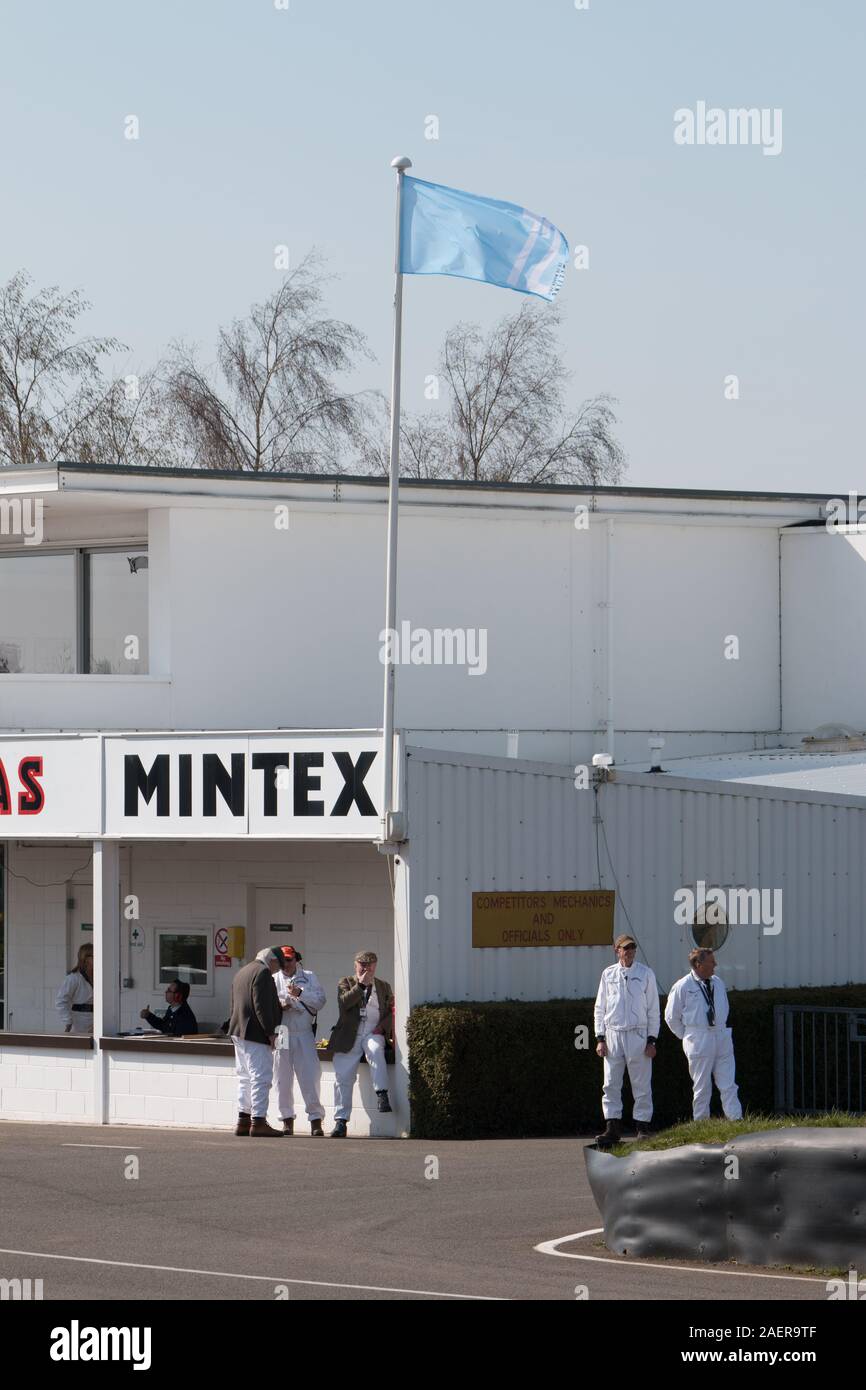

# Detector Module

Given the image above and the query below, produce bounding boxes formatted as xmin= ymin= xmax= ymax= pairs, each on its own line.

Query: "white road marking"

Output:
xmin=61 ymin=1144 xmax=141 ymax=1149
xmin=0 ymin=1248 xmax=504 ymax=1300
xmin=534 ymin=1228 xmax=828 ymax=1283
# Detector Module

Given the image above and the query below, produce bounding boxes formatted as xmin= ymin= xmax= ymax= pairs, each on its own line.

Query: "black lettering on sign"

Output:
xmin=331 ymin=750 xmax=378 ymax=816
xmin=0 ymin=759 xmax=10 ymax=814
xmin=251 ymin=753 xmax=290 ymax=816
xmin=125 ymin=754 xmax=170 ymax=816
xmin=202 ymin=753 xmax=245 ymax=816
xmin=179 ymin=753 xmax=192 ymax=817
xmin=18 ymin=757 xmax=44 ymax=814
xmin=294 ymin=752 xmax=324 ymax=816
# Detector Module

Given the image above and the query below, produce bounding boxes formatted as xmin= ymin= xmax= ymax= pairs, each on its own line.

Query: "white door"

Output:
xmin=253 ymin=887 xmax=305 ymax=960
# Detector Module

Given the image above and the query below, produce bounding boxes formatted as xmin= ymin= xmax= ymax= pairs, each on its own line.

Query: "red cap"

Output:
xmin=281 ymin=946 xmax=297 ymax=960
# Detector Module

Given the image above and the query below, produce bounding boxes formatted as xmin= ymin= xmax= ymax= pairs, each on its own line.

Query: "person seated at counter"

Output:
xmin=140 ymin=981 xmax=198 ymax=1035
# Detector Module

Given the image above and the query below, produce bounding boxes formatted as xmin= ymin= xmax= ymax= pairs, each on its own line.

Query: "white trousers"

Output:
xmin=602 ymin=1028 xmax=653 ymax=1122
xmin=232 ymin=1037 xmax=274 ymax=1119
xmin=333 ymin=1033 xmax=389 ymax=1121
xmin=683 ymin=1026 xmax=742 ymax=1120
xmin=273 ymin=1027 xmax=325 ymax=1120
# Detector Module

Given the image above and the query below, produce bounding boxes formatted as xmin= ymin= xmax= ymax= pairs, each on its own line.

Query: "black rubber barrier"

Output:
xmin=585 ymin=1127 xmax=866 ymax=1269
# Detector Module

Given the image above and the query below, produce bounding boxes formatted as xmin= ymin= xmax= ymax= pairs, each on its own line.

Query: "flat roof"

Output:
xmin=618 ymin=749 xmax=866 ymax=799
xmin=0 ymin=460 xmax=850 ymax=507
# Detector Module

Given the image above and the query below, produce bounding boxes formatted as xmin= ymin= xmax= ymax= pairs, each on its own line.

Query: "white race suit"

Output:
xmin=665 ymin=971 xmax=742 ymax=1121
xmin=273 ymin=967 xmax=326 ymax=1121
xmin=594 ymin=959 xmax=660 ymax=1123
xmin=56 ymin=969 xmax=94 ymax=1034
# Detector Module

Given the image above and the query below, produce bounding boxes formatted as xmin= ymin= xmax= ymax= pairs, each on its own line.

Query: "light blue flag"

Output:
xmin=399 ymin=177 xmax=568 ymax=302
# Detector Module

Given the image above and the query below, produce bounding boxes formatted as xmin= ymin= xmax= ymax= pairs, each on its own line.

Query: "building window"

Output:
xmin=86 ymin=551 xmax=149 ymax=674
xmin=0 ymin=553 xmax=76 ymax=673
xmin=0 ymin=547 xmax=148 ymax=675
xmin=156 ymin=930 xmax=211 ymax=992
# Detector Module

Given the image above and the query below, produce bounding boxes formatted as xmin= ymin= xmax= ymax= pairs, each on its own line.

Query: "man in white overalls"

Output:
xmin=665 ymin=948 xmax=742 ymax=1121
xmin=594 ymin=934 xmax=660 ymax=1147
xmin=273 ymin=946 xmax=327 ymax=1137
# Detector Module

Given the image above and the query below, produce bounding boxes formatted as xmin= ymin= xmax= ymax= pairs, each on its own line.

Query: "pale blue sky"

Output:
xmin=2 ymin=0 xmax=862 ymax=490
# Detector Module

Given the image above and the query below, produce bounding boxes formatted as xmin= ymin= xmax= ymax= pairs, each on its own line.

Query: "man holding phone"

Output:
xmin=329 ymin=951 xmax=394 ymax=1137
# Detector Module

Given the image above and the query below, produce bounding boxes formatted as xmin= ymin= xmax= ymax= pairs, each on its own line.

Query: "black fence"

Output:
xmin=774 ymin=1005 xmax=866 ymax=1113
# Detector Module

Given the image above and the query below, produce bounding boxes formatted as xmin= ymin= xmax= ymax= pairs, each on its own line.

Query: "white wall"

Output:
xmin=0 ymin=1044 xmax=95 ymax=1121
xmin=782 ymin=529 xmax=866 ymax=734
xmin=107 ymin=1050 xmax=397 ymax=1136
xmin=162 ymin=507 xmax=784 ymax=764
xmin=613 ymin=524 xmax=780 ymax=732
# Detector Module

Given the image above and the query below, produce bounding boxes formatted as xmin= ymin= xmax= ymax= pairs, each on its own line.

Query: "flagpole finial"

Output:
xmin=390 ymin=155 xmax=413 ymax=171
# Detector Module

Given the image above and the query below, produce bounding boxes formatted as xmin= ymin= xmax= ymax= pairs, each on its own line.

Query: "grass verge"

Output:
xmin=611 ymin=1109 xmax=864 ymax=1156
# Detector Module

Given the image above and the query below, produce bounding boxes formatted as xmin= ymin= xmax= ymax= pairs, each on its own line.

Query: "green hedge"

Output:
xmin=407 ymin=985 xmax=866 ymax=1139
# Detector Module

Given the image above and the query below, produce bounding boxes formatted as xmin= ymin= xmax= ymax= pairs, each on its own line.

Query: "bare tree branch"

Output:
xmin=166 ymin=253 xmax=374 ymax=473
xmin=359 ymin=301 xmax=626 ymax=486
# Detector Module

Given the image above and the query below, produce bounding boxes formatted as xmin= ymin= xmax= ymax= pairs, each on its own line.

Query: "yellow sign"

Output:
xmin=471 ymin=890 xmax=616 ymax=948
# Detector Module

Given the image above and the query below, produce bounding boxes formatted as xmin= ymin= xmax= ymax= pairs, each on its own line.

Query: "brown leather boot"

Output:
xmin=235 ymin=1112 xmax=251 ymax=1136
xmin=310 ymin=1119 xmax=324 ymax=1137
xmin=282 ymin=1118 xmax=294 ymax=1136
xmin=250 ymin=1117 xmax=282 ymax=1137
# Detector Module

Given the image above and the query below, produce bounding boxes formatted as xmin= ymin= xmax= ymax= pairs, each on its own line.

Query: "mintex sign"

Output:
xmin=0 ymin=734 xmax=381 ymax=839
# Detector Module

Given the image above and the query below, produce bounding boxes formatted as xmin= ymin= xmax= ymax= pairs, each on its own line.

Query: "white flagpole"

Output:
xmin=380 ymin=154 xmax=412 ymax=840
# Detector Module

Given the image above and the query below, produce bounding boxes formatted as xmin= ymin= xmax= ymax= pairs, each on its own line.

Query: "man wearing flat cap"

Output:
xmin=228 ymin=947 xmax=284 ymax=1137
xmin=594 ymin=934 xmax=660 ymax=1148
xmin=329 ymin=951 xmax=394 ymax=1138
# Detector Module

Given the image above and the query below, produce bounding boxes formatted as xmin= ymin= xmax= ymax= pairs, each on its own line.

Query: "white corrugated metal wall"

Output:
xmin=404 ymin=748 xmax=866 ymax=1003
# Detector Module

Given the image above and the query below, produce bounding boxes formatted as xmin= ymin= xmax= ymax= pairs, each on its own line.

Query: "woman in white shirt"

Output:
xmin=57 ymin=944 xmax=94 ymax=1034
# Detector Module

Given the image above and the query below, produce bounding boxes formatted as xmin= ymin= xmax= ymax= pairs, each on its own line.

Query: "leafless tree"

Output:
xmin=362 ymin=301 xmax=626 ymax=486
xmin=73 ymin=365 xmax=182 ymax=469
xmin=166 ymin=253 xmax=372 ymax=473
xmin=0 ymin=271 xmax=123 ymax=467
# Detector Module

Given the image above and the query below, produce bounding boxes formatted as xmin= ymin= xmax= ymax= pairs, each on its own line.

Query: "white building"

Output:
xmin=0 ymin=462 xmax=864 ymax=1132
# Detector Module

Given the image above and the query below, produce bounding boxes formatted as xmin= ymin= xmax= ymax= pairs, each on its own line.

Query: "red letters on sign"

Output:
xmin=0 ymin=757 xmax=45 ymax=815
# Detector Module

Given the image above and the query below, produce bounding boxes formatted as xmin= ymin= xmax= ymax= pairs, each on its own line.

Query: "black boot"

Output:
xmin=635 ymin=1121 xmax=652 ymax=1140
xmin=282 ymin=1118 xmax=294 ymax=1136
xmin=376 ymin=1089 xmax=392 ymax=1113
xmin=330 ymin=1119 xmax=347 ymax=1138
xmin=310 ymin=1119 xmax=324 ymax=1137
xmin=595 ymin=1119 xmax=622 ymax=1149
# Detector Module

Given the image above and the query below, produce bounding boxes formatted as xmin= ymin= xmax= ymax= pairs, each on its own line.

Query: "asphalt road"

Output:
xmin=0 ymin=1121 xmax=839 ymax=1302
